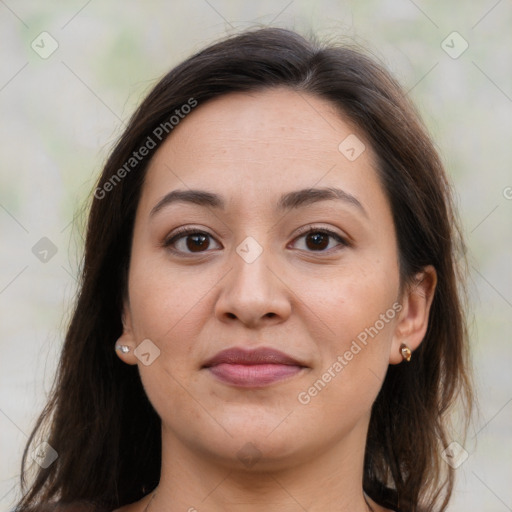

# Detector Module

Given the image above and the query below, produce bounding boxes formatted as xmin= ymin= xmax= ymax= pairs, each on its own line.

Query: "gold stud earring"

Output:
xmin=400 ymin=343 xmax=412 ymax=362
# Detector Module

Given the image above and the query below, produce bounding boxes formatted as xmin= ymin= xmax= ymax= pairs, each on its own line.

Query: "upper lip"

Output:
xmin=203 ymin=347 xmax=307 ymax=368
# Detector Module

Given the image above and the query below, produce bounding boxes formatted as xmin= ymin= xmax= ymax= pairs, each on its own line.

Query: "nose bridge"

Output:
xmin=231 ymin=235 xmax=277 ymax=302
xmin=234 ymin=239 xmax=272 ymax=292
xmin=215 ymin=234 xmax=291 ymax=325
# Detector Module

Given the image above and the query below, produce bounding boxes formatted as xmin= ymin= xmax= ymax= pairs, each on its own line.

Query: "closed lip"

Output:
xmin=202 ymin=347 xmax=307 ymax=368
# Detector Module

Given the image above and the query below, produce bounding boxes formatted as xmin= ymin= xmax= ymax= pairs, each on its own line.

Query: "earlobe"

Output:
xmin=114 ymin=331 xmax=138 ymax=365
xmin=114 ymin=304 xmax=138 ymax=365
xmin=389 ymin=265 xmax=437 ymax=365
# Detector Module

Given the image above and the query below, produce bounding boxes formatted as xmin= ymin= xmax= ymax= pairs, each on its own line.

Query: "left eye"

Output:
xmin=291 ymin=229 xmax=347 ymax=252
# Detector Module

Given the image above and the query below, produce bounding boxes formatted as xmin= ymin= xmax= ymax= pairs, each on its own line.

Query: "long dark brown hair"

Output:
xmin=16 ymin=27 xmax=473 ymax=512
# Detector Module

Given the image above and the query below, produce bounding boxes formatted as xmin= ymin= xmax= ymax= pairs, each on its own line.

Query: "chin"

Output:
xmin=186 ymin=415 xmax=318 ymax=471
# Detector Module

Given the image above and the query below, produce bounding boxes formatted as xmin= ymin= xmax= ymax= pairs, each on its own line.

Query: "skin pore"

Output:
xmin=114 ymin=87 xmax=436 ymax=512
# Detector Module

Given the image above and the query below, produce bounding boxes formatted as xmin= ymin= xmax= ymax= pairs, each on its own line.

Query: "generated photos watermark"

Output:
xmin=297 ymin=301 xmax=403 ymax=405
xmin=94 ymin=98 xmax=198 ymax=200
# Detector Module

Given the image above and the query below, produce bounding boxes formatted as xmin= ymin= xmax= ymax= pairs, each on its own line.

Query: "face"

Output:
xmin=118 ymin=88 xmax=430 ymax=470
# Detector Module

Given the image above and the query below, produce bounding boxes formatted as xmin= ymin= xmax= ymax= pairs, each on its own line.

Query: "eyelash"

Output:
xmin=163 ymin=225 xmax=350 ymax=256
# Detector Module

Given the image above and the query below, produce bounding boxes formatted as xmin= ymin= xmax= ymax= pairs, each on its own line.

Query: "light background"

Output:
xmin=1 ymin=1 xmax=511 ymax=511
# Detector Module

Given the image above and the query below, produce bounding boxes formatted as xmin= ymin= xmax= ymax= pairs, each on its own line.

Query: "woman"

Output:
xmin=16 ymin=28 xmax=473 ymax=512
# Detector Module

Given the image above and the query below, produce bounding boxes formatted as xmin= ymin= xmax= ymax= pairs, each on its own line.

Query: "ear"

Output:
xmin=389 ymin=265 xmax=437 ymax=365
xmin=114 ymin=299 xmax=138 ymax=366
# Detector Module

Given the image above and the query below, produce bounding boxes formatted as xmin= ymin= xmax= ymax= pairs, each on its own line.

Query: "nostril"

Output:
xmin=265 ymin=312 xmax=276 ymax=318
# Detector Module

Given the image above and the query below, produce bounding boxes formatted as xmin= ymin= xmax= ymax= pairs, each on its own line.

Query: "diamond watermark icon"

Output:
xmin=441 ymin=32 xmax=469 ymax=59
xmin=236 ymin=442 xmax=262 ymax=468
xmin=32 ymin=237 xmax=58 ymax=263
xmin=236 ymin=236 xmax=263 ymax=264
xmin=32 ymin=441 xmax=58 ymax=468
xmin=441 ymin=441 xmax=469 ymax=469
xmin=31 ymin=32 xmax=59 ymax=59
xmin=134 ymin=338 xmax=161 ymax=366
xmin=338 ymin=134 xmax=366 ymax=161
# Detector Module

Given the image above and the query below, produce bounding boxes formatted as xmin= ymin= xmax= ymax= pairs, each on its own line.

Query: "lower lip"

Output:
xmin=206 ymin=363 xmax=304 ymax=387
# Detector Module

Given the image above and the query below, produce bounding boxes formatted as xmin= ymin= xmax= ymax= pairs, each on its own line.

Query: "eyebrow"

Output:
xmin=150 ymin=186 xmax=367 ymax=218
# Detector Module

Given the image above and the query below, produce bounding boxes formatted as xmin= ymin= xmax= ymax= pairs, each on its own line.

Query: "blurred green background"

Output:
xmin=1 ymin=1 xmax=511 ymax=510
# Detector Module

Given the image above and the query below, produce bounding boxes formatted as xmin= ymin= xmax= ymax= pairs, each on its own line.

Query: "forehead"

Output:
xmin=140 ymin=87 xmax=387 ymax=218
xmin=155 ymin=87 xmax=367 ymax=163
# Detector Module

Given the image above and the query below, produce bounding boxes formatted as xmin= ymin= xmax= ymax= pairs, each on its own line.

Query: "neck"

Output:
xmin=148 ymin=419 xmax=374 ymax=512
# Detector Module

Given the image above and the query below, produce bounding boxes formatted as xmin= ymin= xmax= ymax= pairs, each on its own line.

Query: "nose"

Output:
xmin=214 ymin=244 xmax=292 ymax=328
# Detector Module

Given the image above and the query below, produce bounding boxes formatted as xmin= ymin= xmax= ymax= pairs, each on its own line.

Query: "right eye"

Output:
xmin=164 ymin=228 xmax=222 ymax=255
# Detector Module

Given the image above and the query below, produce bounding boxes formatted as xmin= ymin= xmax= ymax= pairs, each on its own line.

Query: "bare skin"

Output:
xmin=114 ymin=87 xmax=436 ymax=512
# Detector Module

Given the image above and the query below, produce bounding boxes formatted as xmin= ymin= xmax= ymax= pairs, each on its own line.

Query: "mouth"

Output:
xmin=202 ymin=347 xmax=308 ymax=388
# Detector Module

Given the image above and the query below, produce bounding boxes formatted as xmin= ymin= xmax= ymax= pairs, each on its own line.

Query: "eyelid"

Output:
xmin=164 ymin=225 xmax=216 ymax=241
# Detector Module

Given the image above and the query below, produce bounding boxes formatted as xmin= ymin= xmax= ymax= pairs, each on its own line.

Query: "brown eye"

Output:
xmin=185 ymin=233 xmax=210 ymax=252
xmin=305 ymin=232 xmax=330 ymax=251
xmin=164 ymin=229 xmax=221 ymax=255
xmin=292 ymin=228 xmax=348 ymax=253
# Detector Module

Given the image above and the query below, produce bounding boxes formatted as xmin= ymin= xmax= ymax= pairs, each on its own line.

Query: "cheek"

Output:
xmin=302 ymin=259 xmax=399 ymax=341
xmin=300 ymin=264 xmax=400 ymax=395
xmin=129 ymin=269 xmax=209 ymax=420
xmin=127 ymin=254 xmax=214 ymax=344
